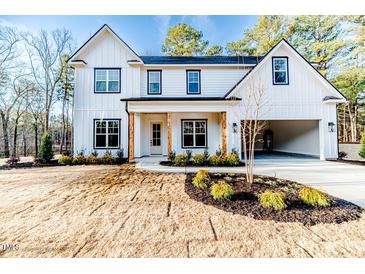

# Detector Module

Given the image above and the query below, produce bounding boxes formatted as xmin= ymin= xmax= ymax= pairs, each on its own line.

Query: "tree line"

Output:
xmin=162 ymin=16 xmax=365 ymax=142
xmin=0 ymin=26 xmax=74 ymax=158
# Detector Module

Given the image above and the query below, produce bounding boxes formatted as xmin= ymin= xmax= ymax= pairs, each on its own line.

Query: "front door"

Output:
xmin=150 ymin=122 xmax=162 ymax=155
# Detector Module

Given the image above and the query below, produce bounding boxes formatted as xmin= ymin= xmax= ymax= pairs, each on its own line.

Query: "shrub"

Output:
xmin=298 ymin=187 xmax=329 ymax=207
xmin=173 ymin=154 xmax=188 ymax=166
xmin=203 ymin=148 xmax=210 ymax=161
xmin=32 ymin=157 xmax=44 ymax=167
xmin=193 ymin=154 xmax=205 ymax=165
xmin=91 ymin=150 xmax=98 ymax=157
xmin=359 ymin=132 xmax=365 ymax=158
xmin=226 ymin=153 xmax=240 ymax=166
xmin=185 ymin=150 xmax=192 ymax=161
xmin=58 ymin=155 xmax=73 ymax=165
xmin=39 ymin=132 xmax=54 ymax=162
xmin=72 ymin=154 xmax=86 ymax=165
xmin=192 ymin=169 xmax=209 ymax=189
xmin=231 ymin=147 xmax=239 ymax=156
xmin=215 ymin=147 xmax=223 ymax=157
xmin=115 ymin=149 xmax=124 ymax=164
xmin=6 ymin=156 xmax=20 ymax=167
xmin=86 ymin=155 xmax=100 ymax=165
xmin=209 ymin=155 xmax=224 ymax=166
xmin=338 ymin=151 xmax=347 ymax=160
xmin=211 ymin=181 xmax=234 ymax=200
xmin=169 ymin=150 xmax=176 ymax=161
xmin=258 ymin=190 xmax=287 ymax=210
xmin=101 ymin=151 xmax=114 ymax=164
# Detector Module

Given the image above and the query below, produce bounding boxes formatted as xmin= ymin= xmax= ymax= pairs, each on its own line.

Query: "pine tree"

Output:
xmin=39 ymin=132 xmax=54 ymax=162
xmin=359 ymin=133 xmax=365 ymax=158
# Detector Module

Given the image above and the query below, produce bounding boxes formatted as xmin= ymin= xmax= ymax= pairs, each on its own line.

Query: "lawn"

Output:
xmin=0 ymin=164 xmax=365 ymax=257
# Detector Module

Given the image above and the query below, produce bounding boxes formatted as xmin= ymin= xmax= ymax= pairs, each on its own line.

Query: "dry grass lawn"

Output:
xmin=0 ymin=164 xmax=365 ymax=258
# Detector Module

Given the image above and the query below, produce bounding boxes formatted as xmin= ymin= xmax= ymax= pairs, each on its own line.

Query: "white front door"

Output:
xmin=150 ymin=122 xmax=162 ymax=155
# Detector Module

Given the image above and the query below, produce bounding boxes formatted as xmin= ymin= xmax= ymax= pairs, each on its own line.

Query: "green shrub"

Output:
xmin=72 ymin=154 xmax=86 ymax=165
xmin=298 ymin=187 xmax=329 ymax=207
xmin=101 ymin=151 xmax=114 ymax=164
xmin=211 ymin=181 xmax=234 ymax=200
xmin=215 ymin=147 xmax=223 ymax=157
xmin=226 ymin=153 xmax=240 ymax=166
xmin=58 ymin=155 xmax=73 ymax=165
xmin=39 ymin=132 xmax=54 ymax=162
xmin=209 ymin=155 xmax=224 ymax=166
xmin=169 ymin=150 xmax=176 ymax=161
xmin=359 ymin=132 xmax=365 ymax=158
xmin=192 ymin=169 xmax=209 ymax=189
xmin=258 ymin=190 xmax=286 ymax=210
xmin=91 ymin=150 xmax=98 ymax=157
xmin=185 ymin=150 xmax=192 ymax=161
xmin=193 ymin=154 xmax=205 ymax=165
xmin=87 ymin=155 xmax=100 ymax=165
xmin=173 ymin=154 xmax=188 ymax=166
xmin=203 ymin=148 xmax=210 ymax=161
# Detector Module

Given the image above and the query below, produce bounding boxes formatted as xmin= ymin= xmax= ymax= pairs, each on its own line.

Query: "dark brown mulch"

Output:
xmin=185 ymin=173 xmax=363 ymax=226
xmin=333 ymin=159 xmax=365 ymax=166
xmin=160 ymin=160 xmax=245 ymax=167
xmin=0 ymin=159 xmax=59 ymax=170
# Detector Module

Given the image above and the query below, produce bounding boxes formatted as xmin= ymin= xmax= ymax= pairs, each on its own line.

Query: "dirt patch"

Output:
xmin=185 ymin=173 xmax=363 ymax=226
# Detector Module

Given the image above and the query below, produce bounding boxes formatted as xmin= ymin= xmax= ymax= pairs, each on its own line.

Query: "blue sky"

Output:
xmin=0 ymin=15 xmax=258 ymax=55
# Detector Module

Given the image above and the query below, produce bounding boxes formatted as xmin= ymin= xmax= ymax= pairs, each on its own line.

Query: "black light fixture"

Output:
xmin=232 ymin=122 xmax=238 ymax=133
xmin=328 ymin=122 xmax=336 ymax=132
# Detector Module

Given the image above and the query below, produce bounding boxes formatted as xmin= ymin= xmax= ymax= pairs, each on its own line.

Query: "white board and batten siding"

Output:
xmin=228 ymin=43 xmax=340 ymax=159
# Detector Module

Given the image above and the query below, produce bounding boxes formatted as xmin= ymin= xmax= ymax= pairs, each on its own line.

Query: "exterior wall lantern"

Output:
xmin=328 ymin=122 xmax=336 ymax=132
xmin=232 ymin=122 xmax=238 ymax=133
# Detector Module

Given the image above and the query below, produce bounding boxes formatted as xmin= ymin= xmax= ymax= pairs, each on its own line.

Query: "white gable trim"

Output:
xmin=225 ymin=39 xmax=346 ymax=101
xmin=67 ymin=24 xmax=142 ymax=64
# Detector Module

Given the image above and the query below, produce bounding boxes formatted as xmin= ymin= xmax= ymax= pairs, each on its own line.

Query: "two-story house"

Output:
xmin=68 ymin=24 xmax=346 ymax=161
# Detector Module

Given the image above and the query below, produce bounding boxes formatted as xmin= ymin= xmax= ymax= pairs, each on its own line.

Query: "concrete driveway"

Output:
xmin=254 ymin=158 xmax=365 ymax=208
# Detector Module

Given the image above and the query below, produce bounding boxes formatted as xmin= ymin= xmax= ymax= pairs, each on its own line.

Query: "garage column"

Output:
xmin=319 ymin=119 xmax=326 ymax=160
xmin=129 ymin=112 xmax=134 ymax=162
xmin=221 ymin=112 xmax=227 ymax=156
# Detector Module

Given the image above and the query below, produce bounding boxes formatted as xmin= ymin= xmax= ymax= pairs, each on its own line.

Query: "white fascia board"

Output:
xmin=142 ymin=64 xmax=255 ymax=68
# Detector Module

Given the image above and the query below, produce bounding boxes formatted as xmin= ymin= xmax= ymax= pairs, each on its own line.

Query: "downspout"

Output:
xmin=125 ymin=100 xmax=130 ymax=161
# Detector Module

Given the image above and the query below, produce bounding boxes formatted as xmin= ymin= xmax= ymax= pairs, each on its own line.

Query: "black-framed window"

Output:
xmin=182 ymin=120 xmax=207 ymax=148
xmin=186 ymin=70 xmax=201 ymax=94
xmin=94 ymin=68 xmax=121 ymax=93
xmin=272 ymin=57 xmax=289 ymax=85
xmin=94 ymin=119 xmax=120 ymax=148
xmin=147 ymin=70 xmax=162 ymax=94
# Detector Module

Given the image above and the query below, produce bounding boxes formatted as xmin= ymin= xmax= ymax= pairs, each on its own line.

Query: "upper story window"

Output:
xmin=272 ymin=57 xmax=289 ymax=85
xmin=147 ymin=70 xmax=162 ymax=94
xmin=94 ymin=119 xmax=120 ymax=148
xmin=186 ymin=70 xmax=201 ymax=94
xmin=94 ymin=68 xmax=121 ymax=93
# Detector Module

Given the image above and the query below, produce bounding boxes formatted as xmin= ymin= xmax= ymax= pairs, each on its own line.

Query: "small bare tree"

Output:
xmin=239 ymin=79 xmax=269 ymax=188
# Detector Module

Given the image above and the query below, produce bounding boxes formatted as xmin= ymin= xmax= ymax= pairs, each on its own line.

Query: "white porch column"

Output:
xmin=319 ymin=119 xmax=326 ymax=160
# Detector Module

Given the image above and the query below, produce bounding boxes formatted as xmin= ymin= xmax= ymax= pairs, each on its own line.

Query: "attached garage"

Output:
xmin=241 ymin=120 xmax=320 ymax=158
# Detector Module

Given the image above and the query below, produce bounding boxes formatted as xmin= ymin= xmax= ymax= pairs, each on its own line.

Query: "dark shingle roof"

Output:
xmin=140 ymin=56 xmax=263 ymax=65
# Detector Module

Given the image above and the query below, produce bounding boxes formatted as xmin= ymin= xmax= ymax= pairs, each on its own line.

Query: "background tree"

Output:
xmin=205 ymin=45 xmax=223 ymax=56
xmin=226 ymin=16 xmax=289 ymax=56
xmin=24 ymin=29 xmax=73 ymax=132
xmin=162 ymin=23 xmax=208 ymax=56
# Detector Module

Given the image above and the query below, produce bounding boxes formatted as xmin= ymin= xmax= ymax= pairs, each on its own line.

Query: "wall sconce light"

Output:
xmin=232 ymin=122 xmax=238 ymax=133
xmin=328 ymin=122 xmax=336 ymax=132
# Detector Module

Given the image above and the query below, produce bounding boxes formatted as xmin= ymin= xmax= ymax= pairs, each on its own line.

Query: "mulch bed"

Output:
xmin=0 ymin=159 xmax=60 ymax=170
xmin=160 ymin=160 xmax=245 ymax=167
xmin=185 ymin=173 xmax=363 ymax=226
xmin=333 ymin=159 xmax=365 ymax=166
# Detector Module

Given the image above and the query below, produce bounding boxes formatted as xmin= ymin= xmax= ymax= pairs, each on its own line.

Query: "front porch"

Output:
xmin=128 ymin=111 xmax=228 ymax=161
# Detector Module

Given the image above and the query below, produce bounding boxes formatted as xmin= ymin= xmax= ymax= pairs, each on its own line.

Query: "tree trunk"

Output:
xmin=59 ymin=91 xmax=66 ymax=154
xmin=34 ymin=122 xmax=38 ymax=157
xmin=0 ymin=112 xmax=10 ymax=158
xmin=12 ymin=116 xmax=20 ymax=157
xmin=23 ymin=129 xmax=27 ymax=156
